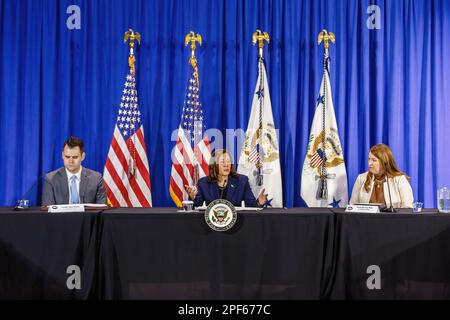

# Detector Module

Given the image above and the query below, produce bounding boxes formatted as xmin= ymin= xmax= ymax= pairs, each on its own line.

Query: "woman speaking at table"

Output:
xmin=185 ymin=149 xmax=267 ymax=207
xmin=350 ymin=143 xmax=414 ymax=208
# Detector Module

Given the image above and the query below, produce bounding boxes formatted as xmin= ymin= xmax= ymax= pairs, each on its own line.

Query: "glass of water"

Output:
xmin=412 ymin=201 xmax=423 ymax=213
xmin=17 ymin=199 xmax=29 ymax=209
xmin=182 ymin=200 xmax=194 ymax=212
xmin=437 ymin=187 xmax=450 ymax=213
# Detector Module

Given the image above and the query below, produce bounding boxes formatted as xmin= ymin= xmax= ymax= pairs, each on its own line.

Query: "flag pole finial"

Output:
xmin=185 ymin=31 xmax=202 ymax=86
xmin=252 ymin=29 xmax=270 ymax=58
xmin=185 ymin=32 xmax=202 ymax=65
xmin=318 ymin=29 xmax=335 ymax=54
xmin=124 ymin=29 xmax=141 ymax=74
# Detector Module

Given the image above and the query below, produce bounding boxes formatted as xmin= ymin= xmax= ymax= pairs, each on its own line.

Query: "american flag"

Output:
xmin=169 ymin=62 xmax=211 ymax=207
xmin=249 ymin=146 xmax=260 ymax=164
xmin=103 ymin=70 xmax=152 ymax=207
xmin=310 ymin=148 xmax=325 ymax=168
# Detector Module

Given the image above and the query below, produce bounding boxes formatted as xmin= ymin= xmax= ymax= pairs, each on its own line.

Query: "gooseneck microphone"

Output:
xmin=384 ymin=175 xmax=396 ymax=212
xmin=14 ymin=171 xmax=49 ymax=210
xmin=219 ymin=179 xmax=227 ymax=199
xmin=380 ymin=162 xmax=396 ymax=213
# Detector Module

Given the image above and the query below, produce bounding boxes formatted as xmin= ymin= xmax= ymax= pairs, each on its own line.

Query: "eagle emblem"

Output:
xmin=205 ymin=199 xmax=237 ymax=232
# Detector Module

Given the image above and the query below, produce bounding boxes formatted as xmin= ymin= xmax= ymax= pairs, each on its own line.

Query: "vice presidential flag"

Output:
xmin=237 ymin=56 xmax=283 ymax=208
xmin=301 ymin=49 xmax=348 ymax=208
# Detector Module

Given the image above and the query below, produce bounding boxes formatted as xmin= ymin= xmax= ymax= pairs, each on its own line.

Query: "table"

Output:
xmin=97 ymin=208 xmax=335 ymax=299
xmin=0 ymin=208 xmax=100 ymax=299
xmin=1 ymin=207 xmax=449 ymax=299
xmin=329 ymin=209 xmax=450 ymax=299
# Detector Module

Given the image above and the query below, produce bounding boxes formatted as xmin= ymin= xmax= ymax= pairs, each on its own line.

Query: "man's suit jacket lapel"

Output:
xmin=58 ymin=168 xmax=70 ymax=204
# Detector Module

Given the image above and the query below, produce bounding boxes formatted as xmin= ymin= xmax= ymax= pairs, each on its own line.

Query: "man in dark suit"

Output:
xmin=42 ymin=136 xmax=106 ymax=205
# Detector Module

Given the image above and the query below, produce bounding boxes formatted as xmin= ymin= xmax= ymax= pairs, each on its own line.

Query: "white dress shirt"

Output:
xmin=66 ymin=166 xmax=82 ymax=204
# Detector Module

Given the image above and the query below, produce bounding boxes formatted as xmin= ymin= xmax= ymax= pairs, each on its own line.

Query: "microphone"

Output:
xmin=13 ymin=171 xmax=49 ymax=210
xmin=380 ymin=163 xmax=396 ymax=213
xmin=219 ymin=179 xmax=227 ymax=199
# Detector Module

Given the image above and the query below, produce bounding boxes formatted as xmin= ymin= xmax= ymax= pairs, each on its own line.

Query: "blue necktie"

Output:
xmin=70 ymin=175 xmax=80 ymax=204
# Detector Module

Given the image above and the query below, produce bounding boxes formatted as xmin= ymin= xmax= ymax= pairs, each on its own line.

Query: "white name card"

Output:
xmin=48 ymin=204 xmax=85 ymax=213
xmin=345 ymin=204 xmax=380 ymax=213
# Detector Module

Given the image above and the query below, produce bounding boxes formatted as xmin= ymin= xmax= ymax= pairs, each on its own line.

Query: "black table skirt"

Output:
xmin=0 ymin=209 xmax=100 ymax=299
xmin=329 ymin=209 xmax=450 ymax=299
xmin=0 ymin=207 xmax=449 ymax=299
xmin=97 ymin=208 xmax=335 ymax=299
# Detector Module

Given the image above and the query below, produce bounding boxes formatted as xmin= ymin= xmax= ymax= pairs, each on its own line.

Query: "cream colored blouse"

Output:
xmin=350 ymin=172 xmax=414 ymax=208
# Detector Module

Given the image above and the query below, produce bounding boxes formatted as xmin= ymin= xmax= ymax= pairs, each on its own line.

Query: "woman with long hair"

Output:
xmin=185 ymin=149 xmax=267 ymax=207
xmin=350 ymin=143 xmax=414 ymax=208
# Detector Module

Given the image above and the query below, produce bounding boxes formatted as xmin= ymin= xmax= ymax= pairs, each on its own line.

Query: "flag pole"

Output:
xmin=123 ymin=29 xmax=141 ymax=179
xmin=252 ymin=29 xmax=270 ymax=187
xmin=316 ymin=29 xmax=335 ymax=200
xmin=184 ymin=31 xmax=202 ymax=186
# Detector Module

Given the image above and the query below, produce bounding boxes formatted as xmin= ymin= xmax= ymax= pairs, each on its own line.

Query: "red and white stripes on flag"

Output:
xmin=310 ymin=149 xmax=325 ymax=168
xmin=103 ymin=72 xmax=152 ymax=207
xmin=249 ymin=146 xmax=260 ymax=164
xmin=169 ymin=60 xmax=211 ymax=207
xmin=169 ymin=128 xmax=211 ymax=207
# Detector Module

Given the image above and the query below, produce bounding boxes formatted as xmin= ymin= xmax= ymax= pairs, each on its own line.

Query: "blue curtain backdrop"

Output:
xmin=0 ymin=0 xmax=449 ymax=207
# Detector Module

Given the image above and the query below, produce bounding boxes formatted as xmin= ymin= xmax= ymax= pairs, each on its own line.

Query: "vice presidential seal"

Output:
xmin=204 ymin=199 xmax=237 ymax=232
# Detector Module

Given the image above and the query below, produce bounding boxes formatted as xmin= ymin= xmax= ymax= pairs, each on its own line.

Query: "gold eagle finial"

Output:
xmin=124 ymin=28 xmax=141 ymax=47
xmin=184 ymin=31 xmax=202 ymax=85
xmin=185 ymin=31 xmax=202 ymax=54
xmin=252 ymin=29 xmax=270 ymax=48
xmin=318 ymin=29 xmax=335 ymax=49
xmin=124 ymin=29 xmax=141 ymax=74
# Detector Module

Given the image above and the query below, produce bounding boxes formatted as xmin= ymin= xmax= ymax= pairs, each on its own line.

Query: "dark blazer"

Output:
xmin=194 ymin=174 xmax=260 ymax=207
xmin=42 ymin=167 xmax=107 ymax=205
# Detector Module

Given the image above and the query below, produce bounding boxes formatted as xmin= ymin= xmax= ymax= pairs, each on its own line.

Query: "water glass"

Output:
xmin=412 ymin=201 xmax=423 ymax=213
xmin=437 ymin=187 xmax=450 ymax=213
xmin=17 ymin=199 xmax=29 ymax=209
xmin=182 ymin=200 xmax=194 ymax=212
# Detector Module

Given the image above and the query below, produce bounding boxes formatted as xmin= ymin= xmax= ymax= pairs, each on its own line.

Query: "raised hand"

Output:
xmin=184 ymin=185 xmax=197 ymax=200
xmin=258 ymin=188 xmax=268 ymax=206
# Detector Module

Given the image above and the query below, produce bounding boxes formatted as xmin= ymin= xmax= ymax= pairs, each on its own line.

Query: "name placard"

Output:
xmin=345 ymin=204 xmax=380 ymax=213
xmin=48 ymin=204 xmax=85 ymax=213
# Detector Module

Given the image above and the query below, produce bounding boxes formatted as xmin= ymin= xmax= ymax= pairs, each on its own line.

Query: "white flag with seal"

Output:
xmin=301 ymin=49 xmax=348 ymax=208
xmin=237 ymin=58 xmax=283 ymax=208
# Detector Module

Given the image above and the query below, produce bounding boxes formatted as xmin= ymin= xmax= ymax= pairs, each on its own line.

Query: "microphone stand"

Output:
xmin=382 ymin=174 xmax=396 ymax=213
xmin=219 ymin=179 xmax=227 ymax=199
xmin=14 ymin=171 xmax=48 ymax=210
